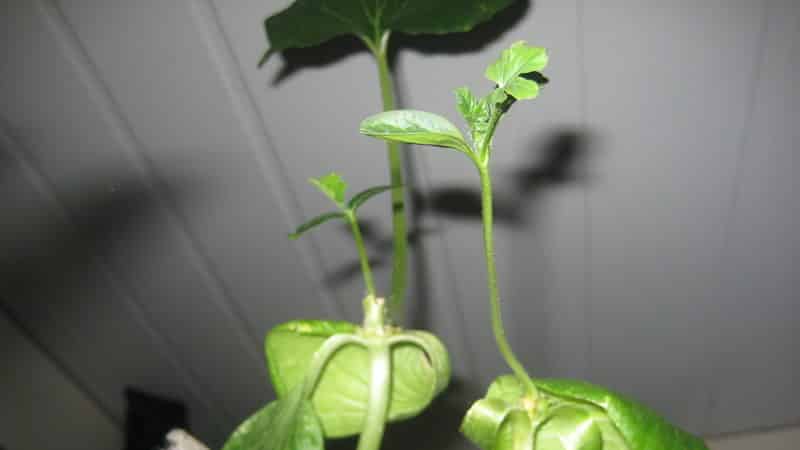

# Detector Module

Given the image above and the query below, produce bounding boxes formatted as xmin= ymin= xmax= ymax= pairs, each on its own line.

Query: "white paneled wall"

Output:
xmin=1 ymin=0 xmax=797 ymax=448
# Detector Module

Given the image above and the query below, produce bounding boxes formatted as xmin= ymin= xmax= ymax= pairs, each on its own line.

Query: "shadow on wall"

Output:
xmin=322 ymin=128 xmax=594 ymax=330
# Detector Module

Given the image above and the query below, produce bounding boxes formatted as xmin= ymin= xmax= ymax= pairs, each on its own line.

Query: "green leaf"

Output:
xmin=504 ymin=76 xmax=540 ymax=100
xmin=535 ymin=406 xmax=603 ymax=450
xmin=347 ymin=185 xmax=398 ymax=211
xmin=485 ymin=41 xmax=548 ymax=100
xmin=266 ymin=321 xmax=450 ymax=438
xmin=260 ymin=0 xmax=516 ymax=64
xmin=309 ymin=172 xmax=347 ymax=206
xmin=533 ymin=379 xmax=709 ymax=450
xmin=455 ymin=86 xmax=490 ymax=145
xmin=461 ymin=376 xmax=709 ymax=450
xmin=495 ymin=410 xmax=534 ymax=450
xmin=289 ymin=211 xmax=347 ymax=239
xmin=360 ymin=110 xmax=473 ymax=156
xmin=221 ymin=386 xmax=323 ymax=450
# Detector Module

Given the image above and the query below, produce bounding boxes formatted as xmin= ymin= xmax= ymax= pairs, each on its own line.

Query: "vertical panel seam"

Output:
xmin=704 ymin=0 xmax=771 ymax=433
xmin=35 ymin=0 xmax=264 ymax=369
xmin=0 ymin=122 xmax=232 ymax=432
xmin=187 ymin=0 xmax=344 ymax=319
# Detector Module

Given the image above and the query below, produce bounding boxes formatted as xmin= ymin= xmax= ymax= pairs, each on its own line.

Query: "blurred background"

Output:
xmin=1 ymin=0 xmax=797 ymax=449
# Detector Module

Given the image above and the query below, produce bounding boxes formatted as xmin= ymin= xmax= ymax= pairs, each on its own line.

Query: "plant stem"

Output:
xmin=478 ymin=164 xmax=537 ymax=395
xmin=348 ymin=211 xmax=376 ymax=298
xmin=301 ymin=334 xmax=364 ymax=398
xmin=373 ymin=32 xmax=407 ymax=324
xmin=356 ymin=342 xmax=392 ymax=450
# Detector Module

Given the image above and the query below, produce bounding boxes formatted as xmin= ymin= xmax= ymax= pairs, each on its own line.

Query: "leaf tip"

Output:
xmin=257 ymin=48 xmax=274 ymax=68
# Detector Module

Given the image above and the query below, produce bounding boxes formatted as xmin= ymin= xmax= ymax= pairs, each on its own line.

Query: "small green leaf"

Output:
xmin=266 ymin=321 xmax=450 ymax=438
xmin=360 ymin=110 xmax=473 ymax=156
xmin=289 ymin=211 xmax=347 ymax=239
xmin=347 ymin=185 xmax=398 ymax=211
xmin=259 ymin=0 xmax=516 ymax=65
xmin=486 ymin=41 xmax=548 ymax=100
xmin=504 ymin=76 xmax=540 ymax=100
xmin=488 ymin=87 xmax=509 ymax=105
xmin=309 ymin=172 xmax=347 ymax=206
xmin=221 ymin=386 xmax=323 ymax=450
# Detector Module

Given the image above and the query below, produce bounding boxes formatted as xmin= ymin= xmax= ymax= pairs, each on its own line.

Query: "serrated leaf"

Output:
xmin=486 ymin=41 xmax=548 ymax=100
xmin=360 ymin=110 xmax=473 ymax=156
xmin=289 ymin=211 xmax=346 ymax=239
xmin=347 ymin=185 xmax=397 ymax=211
xmin=309 ymin=172 xmax=347 ymax=206
xmin=221 ymin=386 xmax=323 ymax=450
xmin=266 ymin=321 xmax=450 ymax=438
xmin=260 ymin=0 xmax=516 ymax=65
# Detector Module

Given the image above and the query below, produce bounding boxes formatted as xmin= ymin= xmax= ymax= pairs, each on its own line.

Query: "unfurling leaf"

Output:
xmin=289 ymin=211 xmax=346 ymax=239
xmin=347 ymin=185 xmax=399 ymax=211
xmin=462 ymin=375 xmax=709 ymax=450
xmin=485 ymin=41 xmax=548 ymax=100
xmin=310 ymin=172 xmax=347 ymax=206
xmin=266 ymin=320 xmax=450 ymax=438
xmin=455 ymin=87 xmax=491 ymax=145
xmin=221 ymin=385 xmax=323 ymax=450
xmin=259 ymin=0 xmax=516 ymax=65
xmin=360 ymin=110 xmax=473 ymax=156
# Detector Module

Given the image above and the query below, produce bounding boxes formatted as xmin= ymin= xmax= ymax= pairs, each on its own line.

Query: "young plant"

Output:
xmin=221 ymin=173 xmax=450 ymax=450
xmin=360 ymin=42 xmax=710 ymax=450
xmin=259 ymin=0 xmax=517 ymax=322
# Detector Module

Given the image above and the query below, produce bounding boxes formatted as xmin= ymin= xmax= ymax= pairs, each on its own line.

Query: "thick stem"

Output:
xmin=356 ymin=342 xmax=392 ymax=450
xmin=348 ymin=211 xmax=376 ymax=297
xmin=478 ymin=165 xmax=537 ymax=395
xmin=373 ymin=33 xmax=407 ymax=324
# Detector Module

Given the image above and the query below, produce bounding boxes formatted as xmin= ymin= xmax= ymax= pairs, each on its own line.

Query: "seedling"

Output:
xmin=361 ymin=41 xmax=709 ymax=450
xmin=220 ymin=2 xmax=711 ymax=449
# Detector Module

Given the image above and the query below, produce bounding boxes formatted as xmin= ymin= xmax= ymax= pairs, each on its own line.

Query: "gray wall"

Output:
xmin=1 ymin=0 xmax=797 ymax=448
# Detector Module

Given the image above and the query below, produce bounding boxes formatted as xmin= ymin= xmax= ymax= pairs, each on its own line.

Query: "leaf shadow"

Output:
xmin=417 ymin=128 xmax=593 ymax=228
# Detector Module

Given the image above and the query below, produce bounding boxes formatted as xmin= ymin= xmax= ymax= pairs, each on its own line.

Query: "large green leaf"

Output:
xmin=222 ymin=386 xmax=323 ymax=450
xmin=533 ymin=379 xmax=708 ymax=450
xmin=360 ymin=110 xmax=473 ymax=156
xmin=461 ymin=375 xmax=709 ymax=450
xmin=265 ymin=320 xmax=450 ymax=438
xmin=260 ymin=0 xmax=517 ymax=63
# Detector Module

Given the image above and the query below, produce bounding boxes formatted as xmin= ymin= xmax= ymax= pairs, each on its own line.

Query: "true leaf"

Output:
xmin=360 ymin=110 xmax=473 ymax=156
xmin=265 ymin=320 xmax=450 ymax=438
xmin=289 ymin=211 xmax=346 ymax=239
xmin=485 ymin=41 xmax=548 ymax=100
xmin=221 ymin=385 xmax=323 ymax=450
xmin=347 ymin=185 xmax=398 ymax=211
xmin=309 ymin=172 xmax=347 ymax=206
xmin=260 ymin=0 xmax=517 ymax=64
